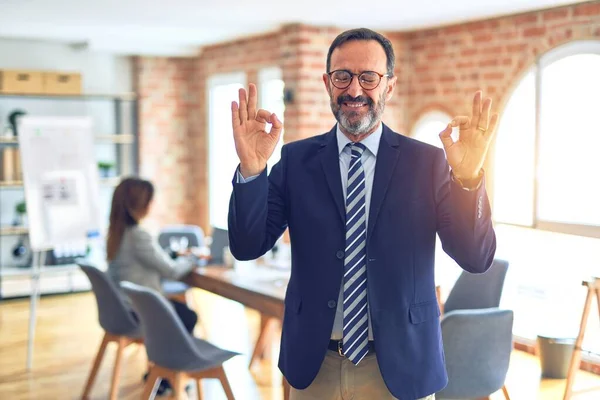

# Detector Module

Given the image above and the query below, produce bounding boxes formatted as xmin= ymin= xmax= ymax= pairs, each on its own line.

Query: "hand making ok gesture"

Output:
xmin=439 ymin=91 xmax=499 ymax=181
xmin=231 ymin=83 xmax=283 ymax=178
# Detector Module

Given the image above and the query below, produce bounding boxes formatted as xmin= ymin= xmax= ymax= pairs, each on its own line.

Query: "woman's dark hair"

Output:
xmin=106 ymin=177 xmax=154 ymax=261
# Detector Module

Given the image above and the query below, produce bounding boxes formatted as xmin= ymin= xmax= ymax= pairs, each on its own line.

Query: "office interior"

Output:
xmin=0 ymin=0 xmax=599 ymax=399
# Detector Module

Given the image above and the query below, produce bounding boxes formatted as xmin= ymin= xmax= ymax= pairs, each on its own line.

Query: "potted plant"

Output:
xmin=97 ymin=161 xmax=115 ymax=178
xmin=15 ymin=200 xmax=27 ymax=226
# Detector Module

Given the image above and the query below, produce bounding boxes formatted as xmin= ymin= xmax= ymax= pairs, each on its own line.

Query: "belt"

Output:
xmin=328 ymin=339 xmax=376 ymax=357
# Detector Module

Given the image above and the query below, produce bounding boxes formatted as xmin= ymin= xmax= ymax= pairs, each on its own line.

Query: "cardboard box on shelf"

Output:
xmin=0 ymin=70 xmax=44 ymax=94
xmin=43 ymin=72 xmax=82 ymax=95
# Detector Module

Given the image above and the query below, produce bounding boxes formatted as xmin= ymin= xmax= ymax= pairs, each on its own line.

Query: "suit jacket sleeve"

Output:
xmin=227 ymin=146 xmax=289 ymax=261
xmin=433 ymin=148 xmax=496 ymax=273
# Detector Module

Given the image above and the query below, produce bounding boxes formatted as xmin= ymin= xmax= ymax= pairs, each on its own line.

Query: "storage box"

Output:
xmin=43 ymin=72 xmax=82 ymax=95
xmin=0 ymin=70 xmax=44 ymax=94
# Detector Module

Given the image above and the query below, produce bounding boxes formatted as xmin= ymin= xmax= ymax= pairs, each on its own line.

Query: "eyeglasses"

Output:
xmin=328 ymin=70 xmax=390 ymax=90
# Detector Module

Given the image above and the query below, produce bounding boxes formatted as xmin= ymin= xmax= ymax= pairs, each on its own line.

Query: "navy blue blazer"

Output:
xmin=228 ymin=124 xmax=496 ymax=399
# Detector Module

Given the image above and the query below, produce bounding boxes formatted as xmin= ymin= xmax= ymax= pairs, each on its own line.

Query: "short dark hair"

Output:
xmin=326 ymin=28 xmax=395 ymax=76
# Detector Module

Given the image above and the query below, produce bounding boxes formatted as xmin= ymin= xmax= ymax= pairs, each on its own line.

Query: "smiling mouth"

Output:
xmin=343 ymin=102 xmax=367 ymax=108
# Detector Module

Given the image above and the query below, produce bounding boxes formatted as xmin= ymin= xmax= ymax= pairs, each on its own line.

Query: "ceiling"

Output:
xmin=0 ymin=0 xmax=585 ymax=56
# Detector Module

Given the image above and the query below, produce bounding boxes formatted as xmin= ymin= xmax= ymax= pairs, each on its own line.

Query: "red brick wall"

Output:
xmin=279 ymin=24 xmax=339 ymax=143
xmin=135 ymin=1 xmax=600 ymax=230
xmin=404 ymin=1 xmax=600 ymax=134
xmin=196 ymin=24 xmax=406 ymax=143
xmin=136 ymin=24 xmax=405 ymax=230
xmin=135 ymin=57 xmax=204 ymax=234
xmin=403 ymin=1 xmax=600 ymax=198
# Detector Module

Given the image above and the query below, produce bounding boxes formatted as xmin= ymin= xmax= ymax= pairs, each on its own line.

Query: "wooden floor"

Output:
xmin=1 ymin=290 xmax=600 ymax=400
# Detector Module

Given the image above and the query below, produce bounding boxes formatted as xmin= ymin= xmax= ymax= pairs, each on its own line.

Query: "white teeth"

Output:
xmin=345 ymin=103 xmax=365 ymax=108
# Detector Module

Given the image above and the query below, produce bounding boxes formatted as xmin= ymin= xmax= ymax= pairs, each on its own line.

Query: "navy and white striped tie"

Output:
xmin=342 ymin=142 xmax=369 ymax=365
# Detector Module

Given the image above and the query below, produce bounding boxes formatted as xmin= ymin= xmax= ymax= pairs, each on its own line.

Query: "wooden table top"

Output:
xmin=185 ymin=263 xmax=290 ymax=319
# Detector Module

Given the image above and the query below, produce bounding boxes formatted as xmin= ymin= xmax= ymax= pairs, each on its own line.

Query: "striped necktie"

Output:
xmin=342 ymin=142 xmax=369 ymax=365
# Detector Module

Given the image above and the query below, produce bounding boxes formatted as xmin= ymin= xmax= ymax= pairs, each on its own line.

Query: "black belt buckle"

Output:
xmin=337 ymin=340 xmax=344 ymax=357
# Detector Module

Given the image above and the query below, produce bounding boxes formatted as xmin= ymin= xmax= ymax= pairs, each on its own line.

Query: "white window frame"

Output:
xmin=258 ymin=66 xmax=285 ymax=173
xmin=491 ymin=41 xmax=600 ymax=354
xmin=207 ymin=72 xmax=246 ymax=230
xmin=410 ymin=110 xmax=452 ymax=149
xmin=494 ymin=40 xmax=600 ymax=238
xmin=410 ymin=110 xmax=462 ymax=291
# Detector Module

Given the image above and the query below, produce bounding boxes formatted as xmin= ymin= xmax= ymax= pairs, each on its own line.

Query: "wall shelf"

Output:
xmin=0 ymin=226 xmax=28 ymax=236
xmin=1 ymin=264 xmax=77 ymax=278
xmin=0 ymin=92 xmax=136 ymax=101
xmin=99 ymin=177 xmax=122 ymax=186
xmin=0 ymin=180 xmax=23 ymax=188
xmin=0 ymin=177 xmax=123 ymax=189
xmin=1 ymin=134 xmax=135 ymax=147
xmin=0 ymin=137 xmax=18 ymax=147
xmin=0 ymin=89 xmax=139 ymax=299
xmin=95 ymin=134 xmax=135 ymax=144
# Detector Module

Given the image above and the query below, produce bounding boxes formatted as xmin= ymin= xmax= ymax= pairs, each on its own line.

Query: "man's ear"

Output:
xmin=385 ymin=75 xmax=397 ymax=102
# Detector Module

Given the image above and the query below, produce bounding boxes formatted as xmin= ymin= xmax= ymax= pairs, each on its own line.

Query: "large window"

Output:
xmin=494 ymin=41 xmax=600 ymax=235
xmin=411 ymin=110 xmax=451 ymax=149
xmin=493 ymin=41 xmax=600 ymax=352
xmin=208 ymin=72 xmax=246 ymax=230
xmin=258 ymin=67 xmax=285 ymax=173
xmin=207 ymin=68 xmax=285 ymax=230
xmin=492 ymin=69 xmax=536 ymax=226
xmin=537 ymin=51 xmax=600 ymax=228
xmin=411 ymin=111 xmax=463 ymax=292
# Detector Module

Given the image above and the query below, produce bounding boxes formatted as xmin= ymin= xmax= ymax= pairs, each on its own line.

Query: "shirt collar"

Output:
xmin=336 ymin=122 xmax=382 ymax=157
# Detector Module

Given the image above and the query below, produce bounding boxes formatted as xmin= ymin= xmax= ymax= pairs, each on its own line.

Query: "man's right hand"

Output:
xmin=231 ymin=83 xmax=283 ymax=178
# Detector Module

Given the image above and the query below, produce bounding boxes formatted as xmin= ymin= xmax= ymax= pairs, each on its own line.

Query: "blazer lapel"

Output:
xmin=319 ymin=127 xmax=345 ymax=225
xmin=367 ymin=124 xmax=402 ymax=242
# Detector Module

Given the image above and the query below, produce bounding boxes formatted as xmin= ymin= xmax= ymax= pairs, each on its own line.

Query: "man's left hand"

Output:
xmin=439 ymin=90 xmax=499 ymax=180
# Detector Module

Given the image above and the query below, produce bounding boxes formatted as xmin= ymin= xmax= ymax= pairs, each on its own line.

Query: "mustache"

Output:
xmin=337 ymin=95 xmax=373 ymax=107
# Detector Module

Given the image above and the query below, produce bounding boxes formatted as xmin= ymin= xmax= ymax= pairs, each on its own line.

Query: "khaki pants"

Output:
xmin=289 ymin=350 xmax=435 ymax=400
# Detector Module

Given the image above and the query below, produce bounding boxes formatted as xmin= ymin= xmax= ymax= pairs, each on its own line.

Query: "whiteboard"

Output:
xmin=17 ymin=116 xmax=103 ymax=251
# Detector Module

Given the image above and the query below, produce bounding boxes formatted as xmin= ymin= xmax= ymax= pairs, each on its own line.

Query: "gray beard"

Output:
xmin=331 ymin=94 xmax=385 ymax=136
xmin=338 ymin=109 xmax=377 ymax=136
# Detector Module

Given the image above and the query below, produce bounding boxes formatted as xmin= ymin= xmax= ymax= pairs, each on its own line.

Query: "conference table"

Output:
xmin=184 ymin=262 xmax=291 ymax=399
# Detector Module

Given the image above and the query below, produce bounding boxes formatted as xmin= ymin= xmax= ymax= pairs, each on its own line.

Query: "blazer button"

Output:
xmin=336 ymin=250 xmax=344 ymax=259
xmin=328 ymin=300 xmax=337 ymax=308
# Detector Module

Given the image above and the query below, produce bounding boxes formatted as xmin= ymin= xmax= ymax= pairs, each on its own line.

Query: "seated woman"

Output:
xmin=106 ymin=177 xmax=197 ymax=333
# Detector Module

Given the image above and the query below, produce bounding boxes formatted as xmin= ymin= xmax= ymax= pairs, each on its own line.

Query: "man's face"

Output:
xmin=323 ymin=40 xmax=397 ymax=137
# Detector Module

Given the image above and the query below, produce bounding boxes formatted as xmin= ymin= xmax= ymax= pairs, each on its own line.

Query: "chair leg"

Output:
xmin=436 ymin=285 xmax=444 ymax=315
xmin=141 ymin=367 xmax=161 ymax=400
xmin=502 ymin=385 xmax=511 ymax=400
xmin=187 ymin=289 xmax=205 ymax=336
xmin=196 ymin=379 xmax=203 ymax=400
xmin=172 ymin=372 xmax=186 ymax=400
xmin=217 ymin=366 xmax=235 ymax=400
xmin=249 ymin=315 xmax=278 ymax=369
xmin=283 ymin=375 xmax=290 ymax=400
xmin=81 ymin=333 xmax=110 ymax=399
xmin=109 ymin=337 xmax=127 ymax=400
